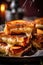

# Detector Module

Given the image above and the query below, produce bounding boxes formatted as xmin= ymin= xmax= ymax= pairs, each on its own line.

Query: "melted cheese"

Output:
xmin=1 ymin=36 xmax=24 ymax=46
xmin=1 ymin=32 xmax=31 ymax=47
xmin=36 ymin=24 xmax=43 ymax=28
xmin=10 ymin=27 xmax=33 ymax=33
xmin=16 ymin=37 xmax=24 ymax=43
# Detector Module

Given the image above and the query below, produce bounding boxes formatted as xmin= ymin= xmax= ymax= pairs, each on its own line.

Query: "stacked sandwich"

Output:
xmin=0 ymin=20 xmax=34 ymax=56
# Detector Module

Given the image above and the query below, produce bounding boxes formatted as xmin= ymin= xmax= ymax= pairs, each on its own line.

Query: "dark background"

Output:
xmin=0 ymin=0 xmax=43 ymax=17
xmin=0 ymin=0 xmax=43 ymax=24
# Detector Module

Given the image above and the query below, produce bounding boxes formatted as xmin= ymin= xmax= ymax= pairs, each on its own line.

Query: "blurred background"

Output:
xmin=0 ymin=0 xmax=43 ymax=24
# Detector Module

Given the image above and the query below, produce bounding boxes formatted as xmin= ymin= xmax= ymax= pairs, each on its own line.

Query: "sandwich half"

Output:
xmin=35 ymin=18 xmax=43 ymax=34
xmin=0 ymin=31 xmax=32 ymax=56
xmin=32 ymin=18 xmax=43 ymax=49
xmin=4 ymin=20 xmax=34 ymax=35
xmin=0 ymin=20 xmax=35 ymax=56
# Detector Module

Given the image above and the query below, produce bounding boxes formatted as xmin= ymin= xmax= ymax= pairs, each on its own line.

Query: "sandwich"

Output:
xmin=32 ymin=18 xmax=43 ymax=49
xmin=4 ymin=20 xmax=34 ymax=35
xmin=0 ymin=20 xmax=34 ymax=56
xmin=35 ymin=18 xmax=43 ymax=34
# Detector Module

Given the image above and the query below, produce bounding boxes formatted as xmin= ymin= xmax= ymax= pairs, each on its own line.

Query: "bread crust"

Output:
xmin=4 ymin=20 xmax=34 ymax=34
xmin=34 ymin=18 xmax=43 ymax=34
xmin=35 ymin=18 xmax=43 ymax=24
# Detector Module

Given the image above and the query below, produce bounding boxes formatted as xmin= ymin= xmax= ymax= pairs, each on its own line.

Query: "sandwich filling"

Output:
xmin=0 ymin=32 xmax=31 ymax=55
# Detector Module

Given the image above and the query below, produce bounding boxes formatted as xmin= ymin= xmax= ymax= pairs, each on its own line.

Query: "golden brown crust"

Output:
xmin=4 ymin=20 xmax=34 ymax=35
xmin=6 ymin=20 xmax=34 ymax=28
xmin=35 ymin=18 xmax=43 ymax=24
xmin=34 ymin=18 xmax=43 ymax=34
xmin=37 ymin=29 xmax=43 ymax=34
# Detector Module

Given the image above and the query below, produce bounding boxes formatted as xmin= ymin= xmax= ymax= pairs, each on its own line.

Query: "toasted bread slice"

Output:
xmin=4 ymin=20 xmax=34 ymax=34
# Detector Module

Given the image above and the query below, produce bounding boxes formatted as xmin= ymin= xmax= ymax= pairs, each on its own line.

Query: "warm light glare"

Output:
xmin=1 ymin=4 xmax=5 ymax=12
